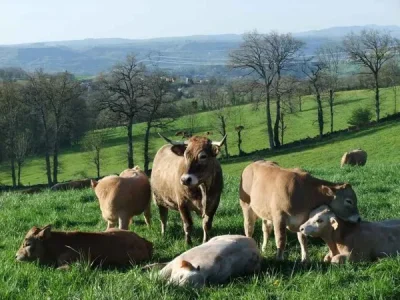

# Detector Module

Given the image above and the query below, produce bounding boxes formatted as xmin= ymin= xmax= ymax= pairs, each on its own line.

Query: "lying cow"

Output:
xmin=50 ymin=179 xmax=92 ymax=191
xmin=340 ymin=149 xmax=367 ymax=167
xmin=152 ymin=134 xmax=226 ymax=244
xmin=159 ymin=235 xmax=261 ymax=287
xmin=91 ymin=166 xmax=151 ymax=230
xmin=300 ymin=206 xmax=400 ymax=263
xmin=239 ymin=160 xmax=360 ymax=262
xmin=15 ymin=225 xmax=153 ymax=268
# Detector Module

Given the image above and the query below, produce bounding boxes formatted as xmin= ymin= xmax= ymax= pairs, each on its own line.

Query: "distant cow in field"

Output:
xmin=15 ymin=225 xmax=153 ymax=268
xmin=91 ymin=166 xmax=151 ymax=230
xmin=159 ymin=235 xmax=261 ymax=287
xmin=300 ymin=206 xmax=400 ymax=263
xmin=50 ymin=179 xmax=92 ymax=191
xmin=239 ymin=160 xmax=360 ymax=262
xmin=340 ymin=149 xmax=367 ymax=167
xmin=151 ymin=134 xmax=226 ymax=245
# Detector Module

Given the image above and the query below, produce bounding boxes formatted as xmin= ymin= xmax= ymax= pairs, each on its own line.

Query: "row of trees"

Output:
xmin=230 ymin=29 xmax=400 ymax=147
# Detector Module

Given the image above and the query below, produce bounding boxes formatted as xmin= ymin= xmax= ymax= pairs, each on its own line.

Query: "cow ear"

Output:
xmin=91 ymin=179 xmax=98 ymax=189
xmin=211 ymin=145 xmax=220 ymax=156
xmin=180 ymin=260 xmax=196 ymax=270
xmin=330 ymin=217 xmax=339 ymax=230
xmin=321 ymin=185 xmax=335 ymax=197
xmin=37 ymin=225 xmax=52 ymax=240
xmin=171 ymin=145 xmax=186 ymax=156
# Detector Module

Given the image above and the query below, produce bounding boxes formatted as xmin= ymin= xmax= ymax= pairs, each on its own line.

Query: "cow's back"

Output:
xmin=151 ymin=144 xmax=184 ymax=206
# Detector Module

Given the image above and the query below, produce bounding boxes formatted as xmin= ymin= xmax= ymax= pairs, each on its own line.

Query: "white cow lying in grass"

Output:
xmin=159 ymin=235 xmax=261 ymax=287
xmin=299 ymin=205 xmax=400 ymax=263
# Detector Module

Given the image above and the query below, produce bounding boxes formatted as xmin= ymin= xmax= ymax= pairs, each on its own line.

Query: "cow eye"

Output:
xmin=198 ymin=153 xmax=207 ymax=160
xmin=316 ymin=219 xmax=323 ymax=223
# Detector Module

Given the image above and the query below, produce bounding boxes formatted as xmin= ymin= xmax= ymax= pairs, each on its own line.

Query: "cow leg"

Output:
xmin=272 ymin=215 xmax=287 ymax=260
xmin=261 ymin=219 xmax=273 ymax=252
xmin=107 ymin=220 xmax=117 ymax=230
xmin=179 ymin=205 xmax=193 ymax=245
xmin=240 ymin=200 xmax=258 ymax=237
xmin=144 ymin=203 xmax=151 ymax=227
xmin=202 ymin=198 xmax=220 ymax=243
xmin=118 ymin=214 xmax=130 ymax=230
xmin=158 ymin=205 xmax=168 ymax=235
xmin=297 ymin=232 xmax=309 ymax=262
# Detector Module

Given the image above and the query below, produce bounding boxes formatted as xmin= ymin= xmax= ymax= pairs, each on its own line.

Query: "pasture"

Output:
xmin=1 ymin=117 xmax=400 ymax=299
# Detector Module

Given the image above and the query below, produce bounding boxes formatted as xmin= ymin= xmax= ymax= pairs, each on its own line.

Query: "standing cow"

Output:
xmin=340 ymin=149 xmax=367 ymax=167
xmin=151 ymin=134 xmax=226 ymax=245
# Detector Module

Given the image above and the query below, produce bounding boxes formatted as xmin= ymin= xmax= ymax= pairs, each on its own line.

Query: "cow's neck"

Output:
xmin=330 ymin=220 xmax=359 ymax=253
xmin=321 ymin=234 xmax=340 ymax=257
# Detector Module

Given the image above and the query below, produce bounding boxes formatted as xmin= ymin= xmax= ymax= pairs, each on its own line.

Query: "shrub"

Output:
xmin=348 ymin=107 xmax=373 ymax=127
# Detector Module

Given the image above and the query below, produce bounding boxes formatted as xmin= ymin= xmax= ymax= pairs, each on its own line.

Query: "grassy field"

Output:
xmin=1 ymin=112 xmax=400 ymax=298
xmin=0 ymin=86 xmax=398 ymax=185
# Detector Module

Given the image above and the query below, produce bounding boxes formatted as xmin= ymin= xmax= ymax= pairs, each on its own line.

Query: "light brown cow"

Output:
xmin=239 ymin=160 xmax=360 ymax=262
xmin=159 ymin=235 xmax=261 ymax=287
xmin=300 ymin=206 xmax=400 ymax=263
xmin=91 ymin=167 xmax=151 ymax=230
xmin=340 ymin=149 xmax=367 ymax=167
xmin=151 ymin=134 xmax=226 ymax=245
xmin=15 ymin=225 xmax=153 ymax=268
xmin=50 ymin=179 xmax=92 ymax=191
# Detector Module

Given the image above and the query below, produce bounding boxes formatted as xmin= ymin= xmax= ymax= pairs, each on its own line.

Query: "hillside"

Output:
xmin=0 ymin=86 xmax=398 ymax=186
xmin=0 ymin=25 xmax=399 ymax=76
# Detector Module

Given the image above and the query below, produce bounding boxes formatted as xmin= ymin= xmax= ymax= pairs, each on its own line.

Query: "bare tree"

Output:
xmin=267 ymin=32 xmax=304 ymax=148
xmin=142 ymin=72 xmax=176 ymax=174
xmin=382 ymin=59 xmax=400 ymax=113
xmin=230 ymin=31 xmax=276 ymax=149
xmin=15 ymin=131 xmax=31 ymax=186
xmin=302 ymin=59 xmax=327 ymax=138
xmin=198 ymin=77 xmax=218 ymax=110
xmin=317 ymin=44 xmax=341 ymax=132
xmin=99 ymin=54 xmax=146 ymax=168
xmin=82 ymin=130 xmax=107 ymax=179
xmin=343 ymin=30 xmax=399 ymax=121
xmin=213 ymin=89 xmax=230 ymax=157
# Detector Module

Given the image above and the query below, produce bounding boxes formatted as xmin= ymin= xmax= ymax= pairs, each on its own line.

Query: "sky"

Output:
xmin=0 ymin=0 xmax=399 ymax=45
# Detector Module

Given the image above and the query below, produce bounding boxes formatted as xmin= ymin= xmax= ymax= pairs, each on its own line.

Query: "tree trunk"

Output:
xmin=10 ymin=155 xmax=16 ymax=188
xmin=221 ymin=117 xmax=229 ymax=157
xmin=127 ymin=118 xmax=134 ymax=168
xmin=44 ymin=151 xmax=52 ymax=186
xmin=53 ymin=141 xmax=59 ymax=184
xmin=393 ymin=87 xmax=397 ymax=114
xmin=237 ymin=130 xmax=243 ymax=155
xmin=17 ymin=161 xmax=22 ymax=186
xmin=329 ymin=89 xmax=334 ymax=133
xmin=316 ymin=93 xmax=324 ymax=138
xmin=96 ymin=150 xmax=100 ymax=179
xmin=144 ymin=122 xmax=151 ymax=175
xmin=265 ymin=85 xmax=275 ymax=150
xmin=298 ymin=95 xmax=302 ymax=112
xmin=280 ymin=112 xmax=284 ymax=145
xmin=374 ymin=73 xmax=380 ymax=121
xmin=274 ymin=94 xmax=281 ymax=148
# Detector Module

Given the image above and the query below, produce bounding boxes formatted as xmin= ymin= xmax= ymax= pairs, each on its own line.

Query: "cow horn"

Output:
xmin=212 ymin=134 xmax=227 ymax=147
xmin=158 ymin=133 xmax=186 ymax=145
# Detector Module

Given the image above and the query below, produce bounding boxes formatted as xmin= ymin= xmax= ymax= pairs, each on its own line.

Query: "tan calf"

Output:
xmin=91 ymin=166 xmax=151 ymax=230
xmin=340 ymin=149 xmax=367 ymax=167
xmin=300 ymin=206 xmax=400 ymax=263
xmin=16 ymin=225 xmax=153 ymax=268
xmin=239 ymin=160 xmax=360 ymax=262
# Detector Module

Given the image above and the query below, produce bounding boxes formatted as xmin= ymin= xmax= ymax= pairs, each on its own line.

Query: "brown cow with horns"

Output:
xmin=151 ymin=134 xmax=226 ymax=245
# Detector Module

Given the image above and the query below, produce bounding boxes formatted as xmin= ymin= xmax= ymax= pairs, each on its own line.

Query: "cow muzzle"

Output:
xmin=180 ymin=174 xmax=199 ymax=186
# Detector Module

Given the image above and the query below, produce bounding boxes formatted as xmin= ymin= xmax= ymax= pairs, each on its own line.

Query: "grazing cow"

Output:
xmin=340 ymin=149 xmax=367 ymax=167
xmin=151 ymin=134 xmax=226 ymax=244
xmin=239 ymin=160 xmax=360 ymax=262
xmin=91 ymin=167 xmax=151 ymax=230
xmin=50 ymin=179 xmax=92 ymax=191
xmin=300 ymin=206 xmax=400 ymax=263
xmin=159 ymin=235 xmax=261 ymax=287
xmin=15 ymin=225 xmax=153 ymax=268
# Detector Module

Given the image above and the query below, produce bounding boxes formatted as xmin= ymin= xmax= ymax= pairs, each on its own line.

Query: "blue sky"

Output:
xmin=0 ymin=0 xmax=399 ymax=44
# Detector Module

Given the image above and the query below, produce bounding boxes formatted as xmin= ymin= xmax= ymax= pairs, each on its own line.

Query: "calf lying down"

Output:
xmin=299 ymin=205 xmax=400 ymax=263
xmin=159 ymin=235 xmax=261 ymax=287
xmin=16 ymin=225 xmax=153 ymax=268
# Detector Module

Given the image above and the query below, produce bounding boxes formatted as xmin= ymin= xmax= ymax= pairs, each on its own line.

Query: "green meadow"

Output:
xmin=0 ymin=87 xmax=400 ymax=299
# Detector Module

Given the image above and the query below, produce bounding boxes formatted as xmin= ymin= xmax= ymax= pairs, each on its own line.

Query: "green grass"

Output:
xmin=0 ymin=86 xmax=398 ymax=185
xmin=1 ymin=113 xmax=400 ymax=298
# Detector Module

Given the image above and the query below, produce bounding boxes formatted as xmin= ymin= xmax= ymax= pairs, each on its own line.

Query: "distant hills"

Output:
xmin=0 ymin=25 xmax=399 ymax=77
